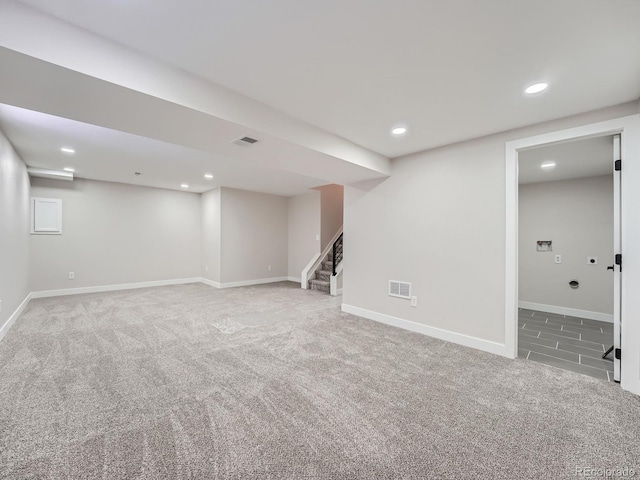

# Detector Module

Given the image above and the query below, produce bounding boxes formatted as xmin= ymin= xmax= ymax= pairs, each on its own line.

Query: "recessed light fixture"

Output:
xmin=541 ymin=161 xmax=556 ymax=169
xmin=525 ymin=82 xmax=548 ymax=94
xmin=60 ymin=147 xmax=75 ymax=154
xmin=180 ymin=183 xmax=189 ymax=188
xmin=204 ymin=173 xmax=214 ymax=179
xmin=391 ymin=127 xmax=407 ymax=136
xmin=63 ymin=167 xmax=75 ymax=172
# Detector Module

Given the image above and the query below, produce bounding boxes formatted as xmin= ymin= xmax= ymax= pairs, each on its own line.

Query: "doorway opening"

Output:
xmin=516 ymin=135 xmax=617 ymax=381
xmin=505 ymin=114 xmax=640 ymax=395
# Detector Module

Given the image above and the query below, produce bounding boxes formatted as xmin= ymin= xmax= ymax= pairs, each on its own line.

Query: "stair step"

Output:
xmin=317 ymin=269 xmax=332 ymax=276
xmin=309 ymin=279 xmax=329 ymax=286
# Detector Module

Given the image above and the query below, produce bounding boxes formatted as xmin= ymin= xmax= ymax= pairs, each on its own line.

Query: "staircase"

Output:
xmin=308 ymin=232 xmax=343 ymax=294
xmin=309 ymin=252 xmax=334 ymax=293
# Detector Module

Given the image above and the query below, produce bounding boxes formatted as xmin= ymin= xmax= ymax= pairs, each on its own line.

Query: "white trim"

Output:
xmin=518 ymin=301 xmax=613 ymax=323
xmin=31 ymin=277 xmax=202 ymax=298
xmin=506 ymin=113 xmax=640 ymax=396
xmin=341 ymin=304 xmax=509 ymax=358
xmin=336 ymin=288 xmax=343 ymax=295
xmin=287 ymin=276 xmax=301 ymax=283
xmin=217 ymin=276 xmax=290 ymax=289
xmin=0 ymin=293 xmax=32 ymax=342
xmin=301 ymin=253 xmax=321 ymax=289
xmin=200 ymin=277 xmax=221 ymax=288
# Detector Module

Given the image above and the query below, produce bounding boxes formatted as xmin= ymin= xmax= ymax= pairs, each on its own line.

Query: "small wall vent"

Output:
xmin=389 ymin=280 xmax=411 ymax=299
xmin=232 ymin=136 xmax=259 ymax=147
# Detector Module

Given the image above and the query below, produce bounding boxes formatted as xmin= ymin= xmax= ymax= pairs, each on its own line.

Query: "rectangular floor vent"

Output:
xmin=389 ymin=281 xmax=411 ymax=299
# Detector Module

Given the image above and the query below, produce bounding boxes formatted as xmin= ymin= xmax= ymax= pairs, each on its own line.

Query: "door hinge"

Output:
xmin=615 ymin=159 xmax=621 ymax=171
xmin=615 ymin=254 xmax=622 ymax=271
xmin=615 ymin=348 xmax=621 ymax=360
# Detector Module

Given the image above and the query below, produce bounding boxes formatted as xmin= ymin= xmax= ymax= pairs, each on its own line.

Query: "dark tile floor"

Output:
xmin=518 ymin=308 xmax=614 ymax=381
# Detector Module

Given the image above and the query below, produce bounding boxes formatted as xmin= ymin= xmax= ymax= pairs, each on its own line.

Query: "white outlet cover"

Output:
xmin=411 ymin=296 xmax=418 ymax=307
xmin=555 ymin=255 xmax=562 ymax=264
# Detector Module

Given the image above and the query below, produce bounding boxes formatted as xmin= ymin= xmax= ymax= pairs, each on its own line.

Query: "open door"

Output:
xmin=613 ymin=134 xmax=621 ymax=382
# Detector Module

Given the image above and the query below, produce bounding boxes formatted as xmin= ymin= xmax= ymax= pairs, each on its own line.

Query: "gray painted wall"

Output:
xmin=519 ymin=175 xmax=613 ymax=314
xmin=201 ymin=188 xmax=221 ymax=283
xmin=344 ymin=102 xmax=638 ymax=345
xmin=0 ymin=129 xmax=30 ymax=327
xmin=30 ymin=178 xmax=201 ymax=291
xmin=220 ymin=187 xmax=288 ymax=283
xmin=287 ymin=191 xmax=321 ymax=282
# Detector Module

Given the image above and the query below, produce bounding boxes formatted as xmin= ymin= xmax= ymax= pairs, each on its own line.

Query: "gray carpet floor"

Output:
xmin=1 ymin=282 xmax=639 ymax=479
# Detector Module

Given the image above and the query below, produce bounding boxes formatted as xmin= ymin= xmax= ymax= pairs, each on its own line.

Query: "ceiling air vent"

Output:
xmin=232 ymin=136 xmax=259 ymax=147
xmin=389 ymin=280 xmax=411 ymax=299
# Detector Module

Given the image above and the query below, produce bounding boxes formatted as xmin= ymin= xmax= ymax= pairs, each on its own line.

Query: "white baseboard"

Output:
xmin=341 ymin=304 xmax=510 ymax=358
xmin=518 ymin=301 xmax=613 ymax=323
xmin=199 ymin=277 xmax=221 ymax=288
xmin=217 ymin=276 xmax=290 ymax=289
xmin=287 ymin=276 xmax=301 ymax=283
xmin=0 ymin=293 xmax=32 ymax=342
xmin=31 ymin=277 xmax=202 ymax=299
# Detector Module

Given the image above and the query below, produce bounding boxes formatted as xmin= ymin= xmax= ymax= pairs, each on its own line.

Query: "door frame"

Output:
xmin=505 ymin=114 xmax=640 ymax=395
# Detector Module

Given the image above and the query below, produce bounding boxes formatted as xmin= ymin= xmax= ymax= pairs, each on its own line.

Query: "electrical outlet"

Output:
xmin=555 ymin=255 xmax=562 ymax=264
xmin=587 ymin=257 xmax=598 ymax=265
xmin=316 ymin=234 xmax=320 ymax=241
xmin=411 ymin=296 xmax=418 ymax=307
xmin=68 ymin=272 xmax=75 ymax=280
xmin=268 ymin=265 xmax=272 ymax=271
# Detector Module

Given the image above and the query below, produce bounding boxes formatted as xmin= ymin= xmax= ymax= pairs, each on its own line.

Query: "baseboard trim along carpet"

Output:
xmin=30 ymin=277 xmax=203 ymax=299
xmin=518 ymin=301 xmax=613 ymax=323
xmin=213 ymin=277 xmax=291 ymax=289
xmin=0 ymin=293 xmax=32 ymax=342
xmin=341 ymin=304 xmax=509 ymax=358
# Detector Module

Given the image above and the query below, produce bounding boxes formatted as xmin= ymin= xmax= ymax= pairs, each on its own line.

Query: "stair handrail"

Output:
xmin=332 ymin=232 xmax=344 ymax=275
xmin=302 ymin=226 xmax=343 ymax=288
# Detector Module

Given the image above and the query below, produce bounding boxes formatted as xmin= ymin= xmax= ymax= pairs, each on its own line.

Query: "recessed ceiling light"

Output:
xmin=63 ymin=167 xmax=75 ymax=172
xmin=180 ymin=183 xmax=189 ymax=188
xmin=60 ymin=147 xmax=75 ymax=154
xmin=541 ymin=161 xmax=556 ymax=169
xmin=525 ymin=83 xmax=548 ymax=94
xmin=204 ymin=173 xmax=214 ymax=179
xmin=391 ymin=126 xmax=407 ymax=136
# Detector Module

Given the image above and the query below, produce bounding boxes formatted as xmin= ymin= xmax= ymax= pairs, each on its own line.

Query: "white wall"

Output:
xmin=201 ymin=188 xmax=221 ymax=283
xmin=343 ymin=102 xmax=639 ymax=353
xmin=316 ymin=184 xmax=344 ymax=250
xmin=0 ymin=129 xmax=30 ymax=331
xmin=287 ymin=191 xmax=321 ymax=282
xmin=519 ymin=175 xmax=613 ymax=315
xmin=220 ymin=187 xmax=288 ymax=283
xmin=29 ymin=178 xmax=201 ymax=291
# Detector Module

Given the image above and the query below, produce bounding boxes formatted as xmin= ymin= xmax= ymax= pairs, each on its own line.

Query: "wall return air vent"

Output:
xmin=232 ymin=136 xmax=259 ymax=147
xmin=389 ymin=280 xmax=411 ymax=299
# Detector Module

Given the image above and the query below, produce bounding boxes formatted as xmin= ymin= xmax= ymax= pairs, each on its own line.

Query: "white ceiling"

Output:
xmin=0 ymin=104 xmax=329 ymax=195
xmin=518 ymin=135 xmax=614 ymax=185
xmin=15 ymin=0 xmax=640 ymax=158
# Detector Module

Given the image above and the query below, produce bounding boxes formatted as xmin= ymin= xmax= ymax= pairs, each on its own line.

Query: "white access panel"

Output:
xmin=31 ymin=197 xmax=62 ymax=234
